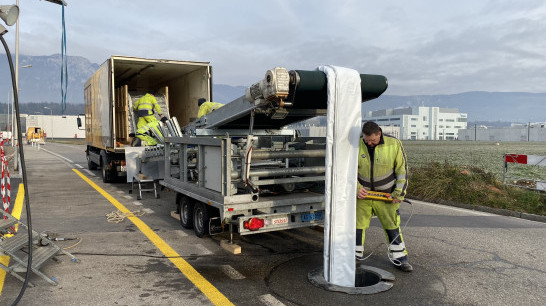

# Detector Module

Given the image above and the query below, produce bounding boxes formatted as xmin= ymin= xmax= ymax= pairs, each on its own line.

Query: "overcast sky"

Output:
xmin=2 ymin=0 xmax=545 ymax=95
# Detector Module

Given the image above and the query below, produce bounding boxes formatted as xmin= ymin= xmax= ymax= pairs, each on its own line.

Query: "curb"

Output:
xmin=408 ymin=197 xmax=546 ymax=223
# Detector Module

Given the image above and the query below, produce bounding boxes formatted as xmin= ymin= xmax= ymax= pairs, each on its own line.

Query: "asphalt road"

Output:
xmin=0 ymin=142 xmax=544 ymax=305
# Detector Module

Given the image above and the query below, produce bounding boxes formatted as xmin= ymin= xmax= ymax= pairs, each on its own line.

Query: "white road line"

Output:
xmin=132 ymin=201 xmax=143 ymax=206
xmin=142 ymin=208 xmax=154 ymax=214
xmin=116 ymin=190 xmax=125 ymax=194
xmin=75 ymin=164 xmax=84 ymax=169
xmin=40 ymin=147 xmax=74 ymax=163
xmin=174 ymin=230 xmax=188 ymax=237
xmin=410 ymin=199 xmax=495 ymax=217
xmin=220 ymin=265 xmax=245 ymax=280
xmin=259 ymin=294 xmax=285 ymax=306
xmin=82 ymin=169 xmax=96 ymax=176
xmin=123 ymin=195 xmax=133 ymax=200
xmin=194 ymin=244 xmax=212 ymax=255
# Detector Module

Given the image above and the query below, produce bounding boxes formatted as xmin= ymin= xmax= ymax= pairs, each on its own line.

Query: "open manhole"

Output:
xmin=308 ymin=264 xmax=395 ymax=294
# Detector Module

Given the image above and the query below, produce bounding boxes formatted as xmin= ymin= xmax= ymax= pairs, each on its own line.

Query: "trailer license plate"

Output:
xmin=272 ymin=217 xmax=289 ymax=225
xmin=302 ymin=212 xmax=323 ymax=222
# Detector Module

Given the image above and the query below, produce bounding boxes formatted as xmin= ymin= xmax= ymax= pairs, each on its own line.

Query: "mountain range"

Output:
xmin=1 ymin=54 xmax=544 ymax=123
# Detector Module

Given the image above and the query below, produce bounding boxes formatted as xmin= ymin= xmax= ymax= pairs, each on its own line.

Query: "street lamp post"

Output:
xmin=44 ymin=107 xmax=53 ymax=140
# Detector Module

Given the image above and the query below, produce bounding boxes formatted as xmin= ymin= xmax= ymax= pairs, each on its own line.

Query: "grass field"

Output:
xmin=403 ymin=141 xmax=546 ymax=183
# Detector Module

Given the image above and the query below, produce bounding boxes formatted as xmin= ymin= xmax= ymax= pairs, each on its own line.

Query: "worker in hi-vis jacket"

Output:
xmin=135 ymin=119 xmax=164 ymax=146
xmin=356 ymin=121 xmax=413 ymax=272
xmin=133 ymin=93 xmax=163 ymax=129
xmin=197 ymin=98 xmax=224 ymax=118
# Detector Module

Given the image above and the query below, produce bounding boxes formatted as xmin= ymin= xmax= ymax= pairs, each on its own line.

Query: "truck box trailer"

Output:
xmin=82 ymin=55 xmax=212 ymax=182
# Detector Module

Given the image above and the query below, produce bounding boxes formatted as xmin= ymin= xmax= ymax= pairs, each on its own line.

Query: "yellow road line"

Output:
xmin=72 ymin=169 xmax=233 ymax=306
xmin=0 ymin=184 xmax=26 ymax=297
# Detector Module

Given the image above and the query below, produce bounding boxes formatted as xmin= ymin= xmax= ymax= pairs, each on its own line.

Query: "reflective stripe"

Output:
xmin=396 ymin=174 xmax=406 ymax=180
xmin=355 ymin=245 xmax=364 ymax=252
xmin=389 ymin=242 xmax=405 ymax=252
xmin=375 ymin=180 xmax=395 ymax=191
xmin=391 ymin=251 xmax=406 ymax=259
xmin=396 ymin=183 xmax=405 ymax=189
xmin=375 ymin=171 xmax=394 ymax=182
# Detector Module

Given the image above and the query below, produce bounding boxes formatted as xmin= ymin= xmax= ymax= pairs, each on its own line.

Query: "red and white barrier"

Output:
xmin=504 ymin=154 xmax=546 ymax=167
xmin=504 ymin=153 xmax=546 ymax=191
xmin=0 ymin=138 xmax=11 ymax=215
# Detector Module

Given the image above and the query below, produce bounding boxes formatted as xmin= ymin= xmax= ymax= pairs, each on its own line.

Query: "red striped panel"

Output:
xmin=505 ymin=154 xmax=527 ymax=164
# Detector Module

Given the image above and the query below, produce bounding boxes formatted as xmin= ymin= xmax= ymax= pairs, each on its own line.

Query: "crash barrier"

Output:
xmin=503 ymin=154 xmax=546 ymax=191
xmin=0 ymin=138 xmax=11 ymax=215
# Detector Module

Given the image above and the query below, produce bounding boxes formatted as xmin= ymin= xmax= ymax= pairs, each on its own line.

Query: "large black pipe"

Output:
xmin=287 ymin=70 xmax=388 ymax=109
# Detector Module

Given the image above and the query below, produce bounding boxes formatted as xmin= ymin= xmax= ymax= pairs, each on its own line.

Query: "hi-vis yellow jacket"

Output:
xmin=197 ymin=101 xmax=224 ymax=118
xmin=133 ymin=93 xmax=161 ymax=116
xmin=357 ymin=134 xmax=408 ymax=200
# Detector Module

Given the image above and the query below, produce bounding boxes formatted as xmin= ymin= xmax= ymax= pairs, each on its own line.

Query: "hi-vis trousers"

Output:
xmin=356 ymin=198 xmax=408 ymax=260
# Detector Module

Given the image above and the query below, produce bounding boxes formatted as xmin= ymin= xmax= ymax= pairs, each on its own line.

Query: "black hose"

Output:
xmin=1 ymin=34 xmax=33 ymax=306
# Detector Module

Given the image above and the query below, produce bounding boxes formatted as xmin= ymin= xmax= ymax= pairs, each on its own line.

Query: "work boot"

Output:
xmin=395 ymin=257 xmax=413 ymax=272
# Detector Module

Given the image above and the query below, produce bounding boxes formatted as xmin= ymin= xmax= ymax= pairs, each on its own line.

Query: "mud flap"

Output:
xmin=209 ymin=217 xmax=223 ymax=235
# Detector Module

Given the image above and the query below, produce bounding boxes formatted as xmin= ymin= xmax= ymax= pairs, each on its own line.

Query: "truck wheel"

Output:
xmin=179 ymin=196 xmax=194 ymax=229
xmin=100 ymin=158 xmax=111 ymax=183
xmin=88 ymin=156 xmax=97 ymax=170
xmin=193 ymin=202 xmax=210 ymax=238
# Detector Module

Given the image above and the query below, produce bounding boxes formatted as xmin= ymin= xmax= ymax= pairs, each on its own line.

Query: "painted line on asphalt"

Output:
xmin=75 ymin=164 xmax=84 ymax=169
xmin=259 ymin=294 xmax=286 ymax=306
xmin=194 ymin=244 xmax=213 ymax=255
xmin=142 ymin=208 xmax=154 ymax=214
xmin=174 ymin=230 xmax=188 ymax=237
xmin=123 ymin=195 xmax=133 ymax=200
xmin=132 ymin=201 xmax=143 ymax=206
xmin=220 ymin=265 xmax=246 ymax=280
xmin=40 ymin=147 xmax=74 ymax=163
xmin=82 ymin=169 xmax=96 ymax=176
xmin=72 ymin=169 xmax=233 ymax=306
xmin=0 ymin=183 xmax=25 ymax=297
xmin=410 ymin=199 xmax=495 ymax=216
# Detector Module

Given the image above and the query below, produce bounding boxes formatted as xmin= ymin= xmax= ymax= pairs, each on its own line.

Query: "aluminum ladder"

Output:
xmin=0 ymin=210 xmax=77 ymax=286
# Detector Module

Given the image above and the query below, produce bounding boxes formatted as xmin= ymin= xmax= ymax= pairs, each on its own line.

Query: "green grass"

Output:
xmin=404 ymin=141 xmax=546 ymax=215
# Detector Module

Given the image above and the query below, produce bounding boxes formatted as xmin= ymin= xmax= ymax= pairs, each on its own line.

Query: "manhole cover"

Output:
xmin=308 ymin=264 xmax=395 ymax=294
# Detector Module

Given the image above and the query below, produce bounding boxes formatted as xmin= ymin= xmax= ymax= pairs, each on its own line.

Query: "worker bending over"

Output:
xmin=197 ymin=98 xmax=224 ymax=118
xmin=133 ymin=93 xmax=164 ymax=129
xmin=356 ymin=121 xmax=412 ymax=272
xmin=135 ymin=120 xmax=164 ymax=146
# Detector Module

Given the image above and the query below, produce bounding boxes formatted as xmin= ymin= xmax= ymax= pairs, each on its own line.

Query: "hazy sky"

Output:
xmin=2 ymin=0 xmax=546 ymax=95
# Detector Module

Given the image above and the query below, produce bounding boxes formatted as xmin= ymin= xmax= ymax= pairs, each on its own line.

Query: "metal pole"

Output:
xmin=14 ymin=0 xmax=19 ymax=170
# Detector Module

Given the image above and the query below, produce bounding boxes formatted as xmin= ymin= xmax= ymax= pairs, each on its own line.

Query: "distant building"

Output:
xmin=363 ymin=106 xmax=468 ymax=140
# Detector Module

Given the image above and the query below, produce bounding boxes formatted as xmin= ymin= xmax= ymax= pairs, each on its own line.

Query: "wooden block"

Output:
xmin=220 ymin=239 xmax=241 ymax=255
xmin=170 ymin=211 xmax=180 ymax=221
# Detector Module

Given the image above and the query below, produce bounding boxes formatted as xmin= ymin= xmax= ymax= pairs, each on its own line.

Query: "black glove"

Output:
xmin=160 ymin=116 xmax=168 ymax=123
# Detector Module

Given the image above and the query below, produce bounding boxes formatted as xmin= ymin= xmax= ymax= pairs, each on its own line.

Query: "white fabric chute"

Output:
xmin=320 ymin=65 xmax=362 ymax=287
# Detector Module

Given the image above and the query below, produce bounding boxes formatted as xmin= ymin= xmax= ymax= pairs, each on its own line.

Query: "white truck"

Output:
xmin=82 ymin=57 xmax=388 ymax=238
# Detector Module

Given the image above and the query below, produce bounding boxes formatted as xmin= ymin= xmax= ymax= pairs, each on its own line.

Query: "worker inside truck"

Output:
xmin=131 ymin=92 xmax=168 ymax=146
xmin=197 ymin=98 xmax=224 ymax=118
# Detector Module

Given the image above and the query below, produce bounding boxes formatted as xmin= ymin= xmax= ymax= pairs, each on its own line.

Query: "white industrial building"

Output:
xmin=24 ymin=114 xmax=85 ymax=139
xmin=363 ymin=106 xmax=468 ymax=140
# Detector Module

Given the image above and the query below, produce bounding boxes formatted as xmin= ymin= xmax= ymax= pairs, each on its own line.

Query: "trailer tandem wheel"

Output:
xmin=193 ymin=202 xmax=210 ymax=237
xmin=178 ymin=195 xmax=194 ymax=229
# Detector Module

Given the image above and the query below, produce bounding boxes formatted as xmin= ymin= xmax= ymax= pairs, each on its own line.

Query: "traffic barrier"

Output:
xmin=0 ymin=138 xmax=11 ymax=215
xmin=503 ymin=154 xmax=546 ymax=191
